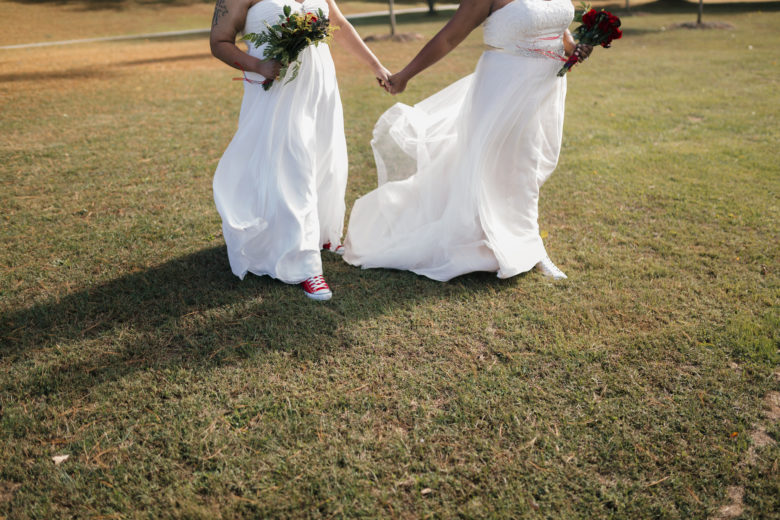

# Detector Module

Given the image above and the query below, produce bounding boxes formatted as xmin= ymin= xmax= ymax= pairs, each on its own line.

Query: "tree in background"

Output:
xmin=388 ymin=0 xmax=437 ymax=35
xmin=388 ymin=0 xmax=396 ymax=35
xmin=364 ymin=0 xmax=428 ymax=42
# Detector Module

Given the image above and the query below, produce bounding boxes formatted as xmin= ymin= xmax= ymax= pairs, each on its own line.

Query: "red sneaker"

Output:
xmin=321 ymin=242 xmax=345 ymax=256
xmin=301 ymin=274 xmax=332 ymax=301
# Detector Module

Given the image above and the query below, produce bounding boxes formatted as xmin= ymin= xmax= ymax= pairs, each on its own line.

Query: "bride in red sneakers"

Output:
xmin=210 ymin=0 xmax=389 ymax=300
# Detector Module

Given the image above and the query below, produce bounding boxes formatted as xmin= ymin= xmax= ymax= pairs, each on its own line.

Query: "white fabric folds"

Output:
xmin=344 ymin=0 xmax=573 ymax=282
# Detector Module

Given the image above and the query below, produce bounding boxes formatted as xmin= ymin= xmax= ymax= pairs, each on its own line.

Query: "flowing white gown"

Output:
xmin=213 ymin=0 xmax=347 ymax=283
xmin=344 ymin=0 xmax=574 ymax=282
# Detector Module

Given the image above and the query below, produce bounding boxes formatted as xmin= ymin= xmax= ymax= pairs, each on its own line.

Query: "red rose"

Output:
xmin=582 ymin=9 xmax=597 ymax=27
xmin=310 ymin=16 xmax=317 ymax=22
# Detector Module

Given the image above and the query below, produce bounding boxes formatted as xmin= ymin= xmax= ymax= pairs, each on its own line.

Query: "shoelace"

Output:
xmin=303 ymin=275 xmax=330 ymax=293
xmin=322 ymin=242 xmax=345 ymax=255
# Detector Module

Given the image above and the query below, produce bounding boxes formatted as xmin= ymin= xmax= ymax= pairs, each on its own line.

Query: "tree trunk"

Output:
xmin=427 ymin=0 xmax=436 ymax=15
xmin=388 ymin=0 xmax=396 ymax=36
xmin=697 ymin=0 xmax=703 ymax=24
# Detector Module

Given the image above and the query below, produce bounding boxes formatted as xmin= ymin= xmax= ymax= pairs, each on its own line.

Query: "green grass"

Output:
xmin=1 ymin=3 xmax=779 ymax=518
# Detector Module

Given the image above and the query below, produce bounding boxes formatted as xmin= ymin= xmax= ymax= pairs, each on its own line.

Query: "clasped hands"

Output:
xmin=375 ymin=70 xmax=406 ymax=95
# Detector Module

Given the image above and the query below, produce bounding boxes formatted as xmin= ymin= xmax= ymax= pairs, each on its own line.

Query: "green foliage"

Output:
xmin=242 ymin=7 xmax=333 ymax=90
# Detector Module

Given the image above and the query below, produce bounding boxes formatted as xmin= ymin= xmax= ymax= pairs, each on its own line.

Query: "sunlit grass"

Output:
xmin=1 ymin=2 xmax=778 ymax=518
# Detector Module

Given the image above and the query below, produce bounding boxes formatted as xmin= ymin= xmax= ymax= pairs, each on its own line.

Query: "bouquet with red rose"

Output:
xmin=557 ymin=3 xmax=622 ymax=77
xmin=242 ymin=5 xmax=335 ymax=90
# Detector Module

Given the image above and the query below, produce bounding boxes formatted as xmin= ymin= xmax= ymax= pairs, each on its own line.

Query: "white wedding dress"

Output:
xmin=344 ymin=0 xmax=574 ymax=282
xmin=213 ymin=0 xmax=347 ymax=283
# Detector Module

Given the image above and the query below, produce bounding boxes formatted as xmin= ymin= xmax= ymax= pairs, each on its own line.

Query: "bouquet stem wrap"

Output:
xmin=558 ymin=3 xmax=622 ymax=77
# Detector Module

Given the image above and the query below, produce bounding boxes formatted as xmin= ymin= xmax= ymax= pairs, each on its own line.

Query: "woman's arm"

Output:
xmin=325 ymin=0 xmax=390 ymax=84
xmin=387 ymin=0 xmax=493 ymax=94
xmin=209 ymin=0 xmax=280 ymax=78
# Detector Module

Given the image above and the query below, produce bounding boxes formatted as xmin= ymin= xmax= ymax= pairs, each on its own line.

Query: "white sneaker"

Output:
xmin=536 ymin=255 xmax=568 ymax=280
xmin=301 ymin=274 xmax=333 ymax=301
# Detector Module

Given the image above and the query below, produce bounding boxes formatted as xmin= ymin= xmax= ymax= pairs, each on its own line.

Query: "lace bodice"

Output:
xmin=484 ymin=0 xmax=573 ymax=56
xmin=244 ymin=0 xmax=330 ymax=57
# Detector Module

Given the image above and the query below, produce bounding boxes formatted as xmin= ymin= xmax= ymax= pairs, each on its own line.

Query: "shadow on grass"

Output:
xmin=0 ymin=52 xmax=212 ymax=83
xmin=0 ymin=68 xmax=118 ymax=83
xmin=7 ymin=0 xmax=211 ymax=11
xmin=346 ymin=2 xmax=780 ymax=35
xmin=6 ymin=0 xmax=428 ymax=11
xmin=350 ymin=10 xmax=447 ymax=29
xmin=602 ymin=0 xmax=780 ymax=14
xmin=1 ymin=245 xmax=513 ymax=398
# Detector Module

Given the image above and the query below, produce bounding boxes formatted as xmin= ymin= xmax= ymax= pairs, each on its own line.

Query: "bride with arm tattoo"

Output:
xmin=210 ymin=0 xmax=390 ymax=300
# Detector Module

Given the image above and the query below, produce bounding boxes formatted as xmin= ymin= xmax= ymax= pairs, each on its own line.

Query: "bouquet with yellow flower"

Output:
xmin=242 ymin=5 xmax=335 ymax=91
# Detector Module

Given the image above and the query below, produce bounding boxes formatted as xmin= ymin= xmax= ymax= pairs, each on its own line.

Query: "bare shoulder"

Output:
xmin=211 ymin=0 xmax=256 ymax=30
xmin=449 ymin=0 xmax=494 ymax=30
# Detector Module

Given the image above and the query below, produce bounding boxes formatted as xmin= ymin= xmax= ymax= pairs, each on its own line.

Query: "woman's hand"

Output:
xmin=386 ymin=72 xmax=409 ymax=95
xmin=570 ymin=43 xmax=593 ymax=63
xmin=383 ymin=0 xmax=491 ymax=94
xmin=325 ymin=0 xmax=394 ymax=88
xmin=563 ymin=30 xmax=593 ymax=63
xmin=257 ymin=59 xmax=281 ymax=80
xmin=375 ymin=66 xmax=392 ymax=90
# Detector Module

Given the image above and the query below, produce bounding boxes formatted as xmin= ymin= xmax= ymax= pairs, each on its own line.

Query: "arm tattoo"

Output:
xmin=212 ymin=0 xmax=229 ymax=27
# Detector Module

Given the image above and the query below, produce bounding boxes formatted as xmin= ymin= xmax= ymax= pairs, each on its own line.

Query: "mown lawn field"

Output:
xmin=1 ymin=0 xmax=778 ymax=518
